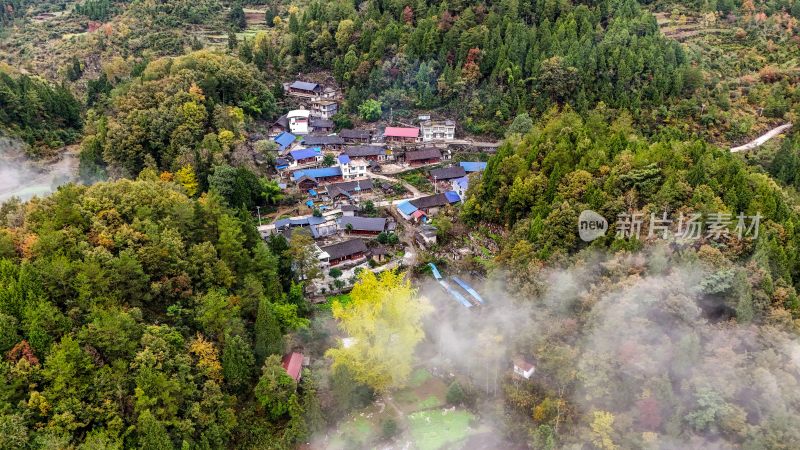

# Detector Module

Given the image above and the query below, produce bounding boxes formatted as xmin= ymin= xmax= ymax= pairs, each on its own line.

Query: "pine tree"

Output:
xmin=229 ymin=3 xmax=247 ymax=31
xmin=137 ymin=410 xmax=174 ymax=450
xmin=255 ymin=298 xmax=283 ymax=365
xmin=222 ymin=334 xmax=255 ymax=391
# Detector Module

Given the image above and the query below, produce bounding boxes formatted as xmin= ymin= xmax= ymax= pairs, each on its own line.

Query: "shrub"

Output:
xmin=381 ymin=418 xmax=398 ymax=439
xmin=446 ymin=381 xmax=465 ymax=405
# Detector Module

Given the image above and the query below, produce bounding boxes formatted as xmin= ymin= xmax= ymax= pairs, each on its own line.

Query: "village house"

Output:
xmin=415 ymin=224 xmax=438 ymax=247
xmin=337 ymin=216 xmax=387 ymax=236
xmin=452 ymin=176 xmax=469 ymax=199
xmin=310 ymin=219 xmax=338 ymax=239
xmin=302 ymin=135 xmax=344 ymax=151
xmin=275 ymin=157 xmax=290 ymax=171
xmin=321 ymin=86 xmax=338 ymax=99
xmin=343 ymin=145 xmax=392 ymax=162
xmin=513 ymin=359 xmax=535 ymax=380
xmin=296 ymin=175 xmax=318 ymax=190
xmin=311 ymin=98 xmax=338 ymax=119
xmin=459 ymin=161 xmax=487 ymax=173
xmin=326 ymin=185 xmax=353 ymax=203
xmin=287 ymin=81 xmax=323 ymax=98
xmin=429 ymin=165 xmax=467 ymax=183
xmin=370 ymin=245 xmax=390 ymax=262
xmin=339 ymin=129 xmax=372 ymax=144
xmin=340 ymin=204 xmax=358 ymax=217
xmin=410 ymin=193 xmax=460 ymax=216
xmin=273 ymin=131 xmax=296 ymax=152
xmin=320 ymin=239 xmax=369 ymax=266
xmin=282 ymin=352 xmax=305 ymax=382
xmin=405 ymin=148 xmax=442 ymax=166
xmin=384 ymin=126 xmax=421 ymax=144
xmin=396 ymin=201 xmax=424 ymax=222
xmin=310 ymin=118 xmax=334 ymax=134
xmin=326 ymin=179 xmax=374 ymax=196
xmin=421 ymin=119 xmax=456 ymax=142
xmin=338 ymin=154 xmax=368 ymax=181
xmin=270 ymin=115 xmax=289 ymax=136
xmin=287 ymin=110 xmax=311 ymax=135
xmin=292 ymin=167 xmax=343 ymax=185
xmin=261 ymin=214 xmax=334 ymax=239
xmin=288 ymin=147 xmax=323 ymax=167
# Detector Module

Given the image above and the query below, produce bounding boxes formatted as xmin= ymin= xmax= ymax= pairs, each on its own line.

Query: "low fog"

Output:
xmin=0 ymin=136 xmax=76 ymax=203
xmin=421 ymin=252 xmax=800 ymax=449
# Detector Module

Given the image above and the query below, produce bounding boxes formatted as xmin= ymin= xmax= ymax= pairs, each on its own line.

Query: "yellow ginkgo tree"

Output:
xmin=326 ymin=270 xmax=431 ymax=393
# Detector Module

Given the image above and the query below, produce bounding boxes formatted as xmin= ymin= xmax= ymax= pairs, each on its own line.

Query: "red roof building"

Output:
xmin=384 ymin=127 xmax=421 ymax=144
xmin=282 ymin=352 xmax=304 ymax=382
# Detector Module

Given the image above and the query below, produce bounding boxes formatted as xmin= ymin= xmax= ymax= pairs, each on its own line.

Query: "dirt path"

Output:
xmin=731 ymin=123 xmax=793 ymax=153
xmin=370 ymin=173 xmax=423 ymax=197
xmin=265 ymin=205 xmax=300 ymax=221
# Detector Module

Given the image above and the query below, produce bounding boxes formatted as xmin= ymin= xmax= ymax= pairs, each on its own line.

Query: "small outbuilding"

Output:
xmin=513 ymin=359 xmax=535 ymax=380
xmin=282 ymin=352 xmax=305 ymax=382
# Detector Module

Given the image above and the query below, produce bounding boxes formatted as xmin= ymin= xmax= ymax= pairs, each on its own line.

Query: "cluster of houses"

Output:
xmin=271 ymin=79 xmax=458 ymax=152
xmin=261 ymin=80 xmax=491 ymax=271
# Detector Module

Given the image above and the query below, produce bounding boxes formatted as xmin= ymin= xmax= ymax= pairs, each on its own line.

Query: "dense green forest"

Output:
xmin=0 ymin=70 xmax=82 ymax=153
xmin=273 ymin=0 xmax=693 ymax=134
xmin=0 ymin=176 xmax=324 ymax=448
xmin=465 ymin=107 xmax=800 ymax=320
xmin=79 ymin=51 xmax=277 ymax=179
xmin=2 ymin=0 xmax=800 ymax=448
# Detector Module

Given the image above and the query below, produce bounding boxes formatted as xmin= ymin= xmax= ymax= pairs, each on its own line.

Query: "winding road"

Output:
xmin=730 ymin=123 xmax=793 ymax=153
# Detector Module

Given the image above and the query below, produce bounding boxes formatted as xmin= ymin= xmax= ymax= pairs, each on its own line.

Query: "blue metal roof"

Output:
xmin=308 ymin=189 xmax=318 ymax=196
xmin=451 ymin=276 xmax=485 ymax=304
xmin=290 ymin=81 xmax=320 ymax=91
xmin=292 ymin=166 xmax=342 ymax=181
xmin=444 ymin=191 xmax=461 ymax=203
xmin=453 ymin=176 xmax=469 ymax=190
xmin=290 ymin=147 xmax=321 ymax=161
xmin=274 ymin=132 xmax=296 ymax=150
xmin=441 ymin=280 xmax=473 ymax=308
xmin=290 ymin=217 xmax=312 ymax=227
xmin=308 ymin=215 xmax=327 ymax=226
xmin=397 ymin=201 xmax=418 ymax=216
xmin=428 ymin=263 xmax=443 ymax=280
xmin=306 ymin=200 xmax=314 ymax=207
xmin=274 ymin=218 xmax=290 ymax=228
xmin=460 ymin=161 xmax=487 ymax=172
xmin=338 ymin=154 xmax=350 ymax=164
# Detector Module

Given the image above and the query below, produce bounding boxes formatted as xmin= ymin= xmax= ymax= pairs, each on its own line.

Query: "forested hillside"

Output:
xmin=446 ymin=108 xmax=800 ymax=448
xmin=2 ymin=0 xmax=800 ymax=449
xmin=0 ymin=175 xmax=318 ymax=448
xmin=278 ymin=0 xmax=693 ymax=134
xmin=465 ymin=107 xmax=800 ymax=322
xmin=78 ymin=51 xmax=278 ymax=180
xmin=0 ymin=69 xmax=82 ymax=154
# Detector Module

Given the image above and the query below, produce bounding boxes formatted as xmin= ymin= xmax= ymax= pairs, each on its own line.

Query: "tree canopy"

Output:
xmin=326 ymin=270 xmax=430 ymax=392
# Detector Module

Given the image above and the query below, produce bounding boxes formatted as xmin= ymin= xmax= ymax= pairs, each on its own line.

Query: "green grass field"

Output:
xmin=324 ymin=367 xmax=479 ymax=449
xmin=319 ymin=293 xmax=352 ymax=310
xmin=407 ymin=409 xmax=475 ymax=450
xmin=326 ymin=416 xmax=373 ymax=449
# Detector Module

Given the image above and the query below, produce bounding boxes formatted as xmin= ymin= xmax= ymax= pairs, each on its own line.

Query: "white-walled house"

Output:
xmin=338 ymin=154 xmax=368 ymax=181
xmin=287 ymin=109 xmax=311 ymax=135
xmin=421 ymin=120 xmax=456 ymax=142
